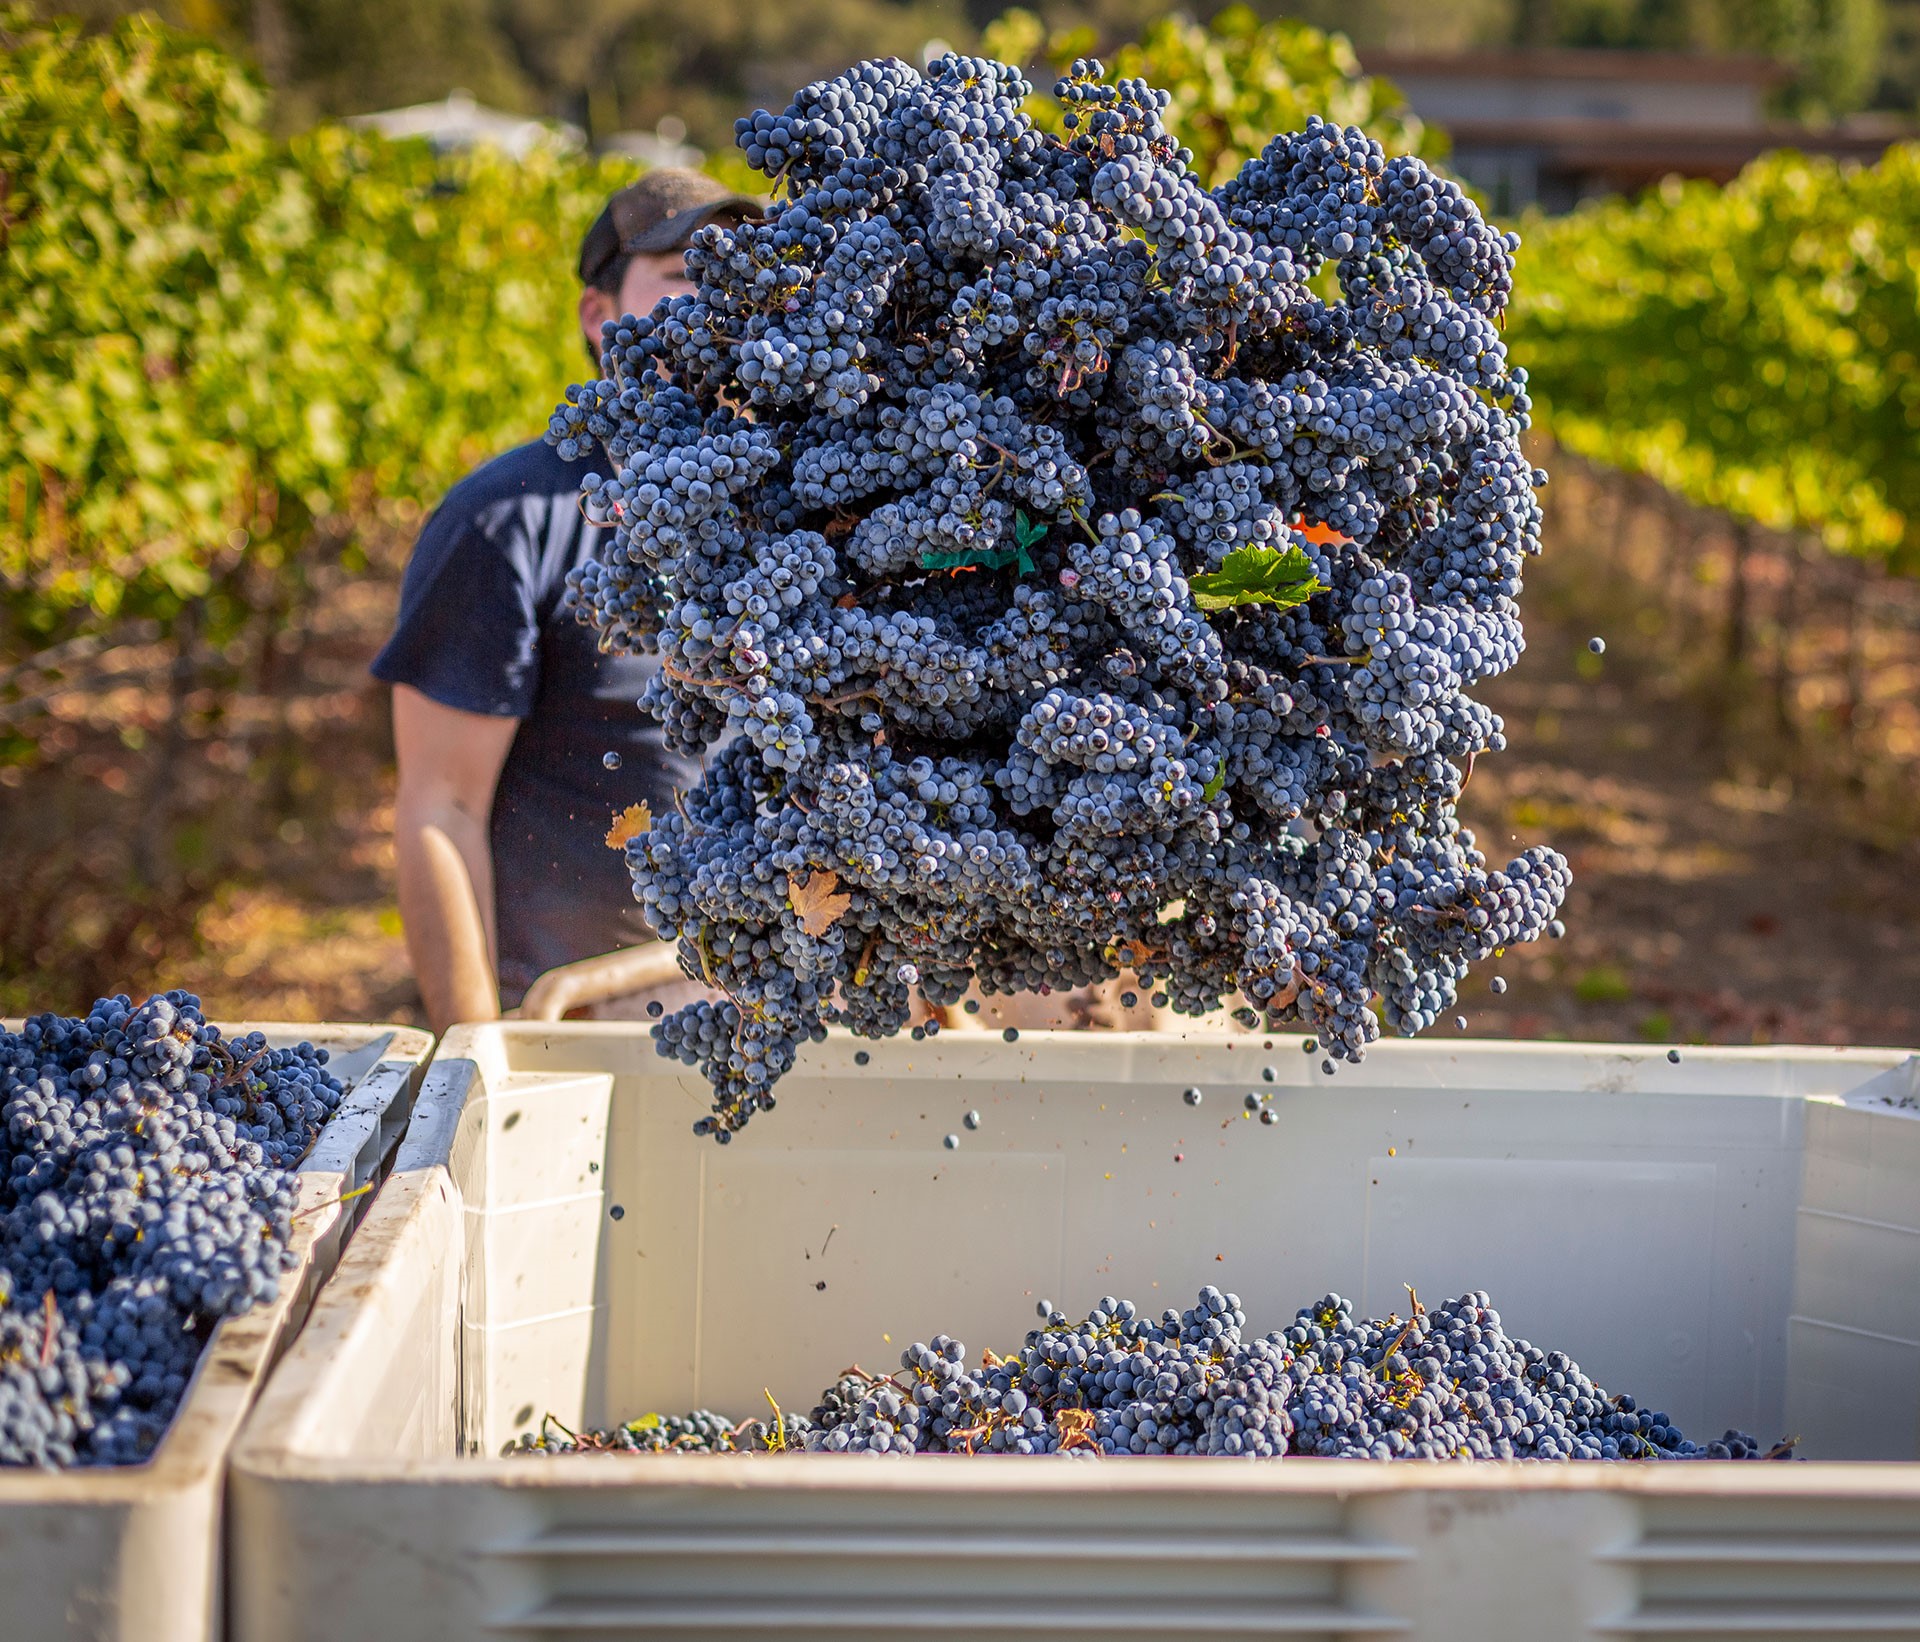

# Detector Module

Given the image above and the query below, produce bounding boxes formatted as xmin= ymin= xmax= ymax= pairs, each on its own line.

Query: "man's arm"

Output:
xmin=391 ymin=684 xmax=521 ymax=1033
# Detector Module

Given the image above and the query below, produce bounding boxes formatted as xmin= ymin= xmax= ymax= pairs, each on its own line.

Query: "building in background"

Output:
xmin=1363 ymin=50 xmax=1905 ymax=211
xmin=600 ymin=116 xmax=704 ymax=170
xmin=346 ymin=95 xmax=706 ymax=169
xmin=345 ymin=90 xmax=584 ymax=158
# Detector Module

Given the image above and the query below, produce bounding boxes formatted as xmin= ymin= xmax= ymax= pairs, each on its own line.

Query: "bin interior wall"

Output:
xmin=449 ymin=1032 xmax=1917 ymax=1459
xmin=1788 ymin=1077 xmax=1920 ymax=1457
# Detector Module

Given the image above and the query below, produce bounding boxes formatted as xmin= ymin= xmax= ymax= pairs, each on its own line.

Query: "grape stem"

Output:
xmin=815 ymin=684 xmax=882 ymax=710
xmin=660 ymin=659 xmax=752 ymax=690
xmin=290 ymin=1181 xmax=374 ymax=1221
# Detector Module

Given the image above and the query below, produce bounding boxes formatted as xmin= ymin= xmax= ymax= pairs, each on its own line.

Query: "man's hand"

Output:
xmin=391 ymin=685 xmax=520 ymax=1033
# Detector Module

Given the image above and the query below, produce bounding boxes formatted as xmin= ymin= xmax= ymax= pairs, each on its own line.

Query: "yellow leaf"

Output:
xmin=604 ymin=801 xmax=652 ymax=850
xmin=787 ymin=869 xmax=853 ymax=937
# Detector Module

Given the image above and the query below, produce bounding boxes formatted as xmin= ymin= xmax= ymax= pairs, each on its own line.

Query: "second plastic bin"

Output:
xmin=232 ymin=1025 xmax=1920 ymax=1641
xmin=0 ymin=1022 xmax=430 ymax=1642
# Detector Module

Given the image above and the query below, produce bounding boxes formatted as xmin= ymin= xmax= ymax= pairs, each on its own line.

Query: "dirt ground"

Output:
xmin=1458 ymin=616 xmax=1920 ymax=1050
xmin=11 ymin=558 xmax=1918 ymax=1052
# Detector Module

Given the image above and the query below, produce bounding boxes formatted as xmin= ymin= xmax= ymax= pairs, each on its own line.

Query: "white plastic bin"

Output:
xmin=232 ymin=1025 xmax=1920 ymax=1641
xmin=0 ymin=1021 xmax=431 ymax=1642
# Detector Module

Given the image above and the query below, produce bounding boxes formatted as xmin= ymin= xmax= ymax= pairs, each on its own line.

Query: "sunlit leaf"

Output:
xmin=604 ymin=802 xmax=652 ymax=850
xmin=1187 ymin=545 xmax=1323 ymax=612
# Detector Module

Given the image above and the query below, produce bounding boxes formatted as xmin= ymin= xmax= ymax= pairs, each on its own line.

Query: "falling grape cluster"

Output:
xmin=0 ymin=994 xmax=344 ymax=1466
xmin=508 ymin=1286 xmax=1784 ymax=1462
xmin=550 ymin=53 xmax=1571 ymax=1140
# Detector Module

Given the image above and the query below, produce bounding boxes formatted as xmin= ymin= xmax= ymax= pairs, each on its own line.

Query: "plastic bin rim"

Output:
xmin=443 ymin=1022 xmax=1911 ymax=1060
xmin=238 ymin=1450 xmax=1920 ymax=1497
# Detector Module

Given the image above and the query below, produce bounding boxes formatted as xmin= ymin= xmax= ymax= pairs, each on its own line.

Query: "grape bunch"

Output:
xmin=0 ymin=993 xmax=344 ymax=1466
xmin=511 ymin=1286 xmax=1786 ymax=1463
xmin=508 ymin=1406 xmax=809 ymax=1456
xmin=552 ymin=53 xmax=1571 ymax=1139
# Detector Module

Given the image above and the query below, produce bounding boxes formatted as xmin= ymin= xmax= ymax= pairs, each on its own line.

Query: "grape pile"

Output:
xmin=509 ymin=1407 xmax=808 ymax=1456
xmin=0 ymin=994 xmax=344 ymax=1467
xmin=552 ymin=53 xmax=1571 ymax=1140
xmin=507 ymin=1285 xmax=1785 ymax=1462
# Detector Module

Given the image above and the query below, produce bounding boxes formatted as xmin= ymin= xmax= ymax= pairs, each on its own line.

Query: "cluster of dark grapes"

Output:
xmin=508 ymin=1406 xmax=809 ymax=1455
xmin=510 ymin=1287 xmax=1786 ymax=1463
xmin=551 ymin=52 xmax=1571 ymax=1139
xmin=0 ymin=994 xmax=343 ymax=1466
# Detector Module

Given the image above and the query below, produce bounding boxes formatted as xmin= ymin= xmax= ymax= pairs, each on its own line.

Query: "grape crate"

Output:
xmin=1 ymin=995 xmax=347 ymax=1467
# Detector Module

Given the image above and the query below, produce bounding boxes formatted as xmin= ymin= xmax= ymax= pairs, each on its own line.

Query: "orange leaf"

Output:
xmin=1293 ymin=518 xmax=1352 ymax=548
xmin=604 ymin=801 xmax=653 ymax=851
xmin=787 ymin=869 xmax=853 ymax=937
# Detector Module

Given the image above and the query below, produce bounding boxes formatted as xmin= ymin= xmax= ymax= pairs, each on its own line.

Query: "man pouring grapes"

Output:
xmin=373 ymin=170 xmax=762 ymax=1031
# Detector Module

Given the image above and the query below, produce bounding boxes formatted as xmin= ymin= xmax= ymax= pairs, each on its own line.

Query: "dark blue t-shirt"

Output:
xmin=371 ymin=438 xmax=698 ymax=1007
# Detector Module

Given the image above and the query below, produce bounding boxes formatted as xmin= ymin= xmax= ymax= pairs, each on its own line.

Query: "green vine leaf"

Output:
xmin=1188 ymin=545 xmax=1323 ymax=612
xmin=1202 ymin=764 xmax=1226 ymax=801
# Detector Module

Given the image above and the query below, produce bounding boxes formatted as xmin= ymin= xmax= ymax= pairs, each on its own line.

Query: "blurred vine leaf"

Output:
xmin=981 ymin=4 xmax=1443 ymax=187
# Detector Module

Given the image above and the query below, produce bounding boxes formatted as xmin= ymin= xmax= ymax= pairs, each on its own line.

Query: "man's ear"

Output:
xmin=578 ymin=286 xmax=614 ymax=353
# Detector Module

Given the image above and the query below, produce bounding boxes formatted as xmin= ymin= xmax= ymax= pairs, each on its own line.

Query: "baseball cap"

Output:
xmin=577 ymin=169 xmax=765 ymax=287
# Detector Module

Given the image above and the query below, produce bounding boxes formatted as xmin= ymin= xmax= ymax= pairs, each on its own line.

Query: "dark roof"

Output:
xmin=1362 ymin=48 xmax=1791 ymax=88
xmin=1447 ymin=122 xmax=1901 ymax=192
xmin=1451 ymin=120 xmax=1889 ymax=158
xmin=1448 ymin=121 xmax=1900 ymax=167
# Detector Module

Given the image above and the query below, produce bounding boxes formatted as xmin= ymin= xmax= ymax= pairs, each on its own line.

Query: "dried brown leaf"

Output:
xmin=788 ymin=869 xmax=853 ymax=937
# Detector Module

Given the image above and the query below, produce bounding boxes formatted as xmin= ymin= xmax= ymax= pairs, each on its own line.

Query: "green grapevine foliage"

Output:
xmin=1514 ymin=149 xmax=1920 ymax=573
xmin=0 ymin=9 xmax=626 ymax=656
